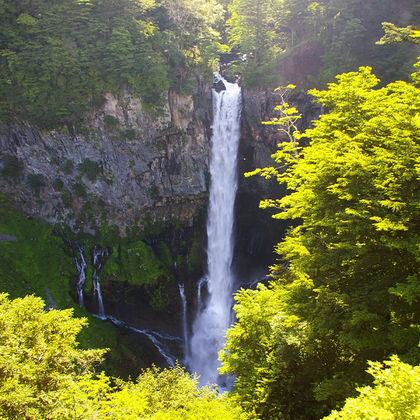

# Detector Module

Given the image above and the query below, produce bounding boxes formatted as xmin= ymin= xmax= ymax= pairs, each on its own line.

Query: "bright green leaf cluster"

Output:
xmin=0 ymin=294 xmax=105 ymax=418
xmin=222 ymin=62 xmax=420 ymax=418
xmin=324 ymin=356 xmax=420 ymax=419
xmin=0 ymin=293 xmax=242 ymax=419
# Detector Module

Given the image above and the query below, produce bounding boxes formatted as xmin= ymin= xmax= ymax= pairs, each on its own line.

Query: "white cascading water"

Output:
xmin=74 ymin=244 xmax=87 ymax=307
xmin=92 ymin=245 xmax=111 ymax=319
xmin=178 ymin=283 xmax=189 ymax=361
xmin=189 ymin=74 xmax=241 ymax=385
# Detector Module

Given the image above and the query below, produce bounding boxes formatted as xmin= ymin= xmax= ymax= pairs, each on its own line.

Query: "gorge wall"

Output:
xmin=0 ymin=81 xmax=213 ymax=234
xmin=0 ymin=77 xmax=319 ymax=377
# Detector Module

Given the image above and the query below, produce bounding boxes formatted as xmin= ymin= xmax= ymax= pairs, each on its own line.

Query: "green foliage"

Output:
xmin=220 ymin=277 xmax=321 ymax=418
xmin=377 ymin=22 xmax=420 ymax=45
xmin=188 ymin=235 xmax=201 ymax=271
xmin=0 ymin=195 xmax=75 ymax=307
xmin=126 ymin=364 xmax=240 ymax=419
xmin=0 ymin=0 xmax=225 ymax=127
xmin=61 ymin=190 xmax=72 ymax=208
xmin=78 ymin=158 xmax=101 ymax=182
xmin=26 ymin=173 xmax=45 ymax=196
xmin=72 ymin=180 xmax=87 ymax=197
xmin=324 ymin=356 xmax=420 ymax=419
xmin=160 ymin=0 xmax=226 ymax=89
xmin=62 ymin=158 xmax=73 ymax=174
xmin=122 ymin=128 xmax=136 ymax=140
xmin=103 ymin=240 xmax=171 ymax=287
xmin=225 ymin=0 xmax=419 ymax=88
xmin=76 ymin=364 xmax=242 ymax=419
xmin=53 ymin=177 xmax=64 ymax=191
xmin=226 ymin=0 xmax=286 ymax=86
xmin=102 ymin=239 xmax=173 ymax=310
xmin=0 ymin=293 xmax=105 ymax=419
xmin=0 ymin=293 xmax=242 ymax=419
xmin=222 ymin=64 xmax=420 ymax=418
xmin=104 ymin=114 xmax=120 ymax=129
xmin=0 ymin=153 xmax=24 ymax=178
xmin=0 ymin=195 xmax=143 ymax=377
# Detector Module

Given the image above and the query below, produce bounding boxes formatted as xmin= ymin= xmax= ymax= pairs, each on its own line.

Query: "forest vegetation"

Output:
xmin=1 ymin=59 xmax=419 ymax=419
xmin=0 ymin=0 xmax=418 ymax=127
xmin=221 ymin=59 xmax=420 ymax=418
xmin=0 ymin=0 xmax=419 ymax=419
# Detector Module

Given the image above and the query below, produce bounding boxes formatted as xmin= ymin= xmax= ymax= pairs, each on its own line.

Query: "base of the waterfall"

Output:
xmin=187 ymin=368 xmax=235 ymax=393
xmin=216 ymin=374 xmax=236 ymax=393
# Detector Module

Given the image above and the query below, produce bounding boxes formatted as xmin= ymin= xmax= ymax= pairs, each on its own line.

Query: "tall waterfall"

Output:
xmin=189 ymin=75 xmax=241 ymax=385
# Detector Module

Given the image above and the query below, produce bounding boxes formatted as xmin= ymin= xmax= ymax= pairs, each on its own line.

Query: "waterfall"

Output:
xmin=196 ymin=275 xmax=208 ymax=311
xmin=189 ymin=74 xmax=241 ymax=385
xmin=92 ymin=245 xmax=112 ymax=319
xmin=74 ymin=244 xmax=87 ymax=307
xmin=104 ymin=315 xmax=180 ymax=367
xmin=178 ymin=283 xmax=189 ymax=361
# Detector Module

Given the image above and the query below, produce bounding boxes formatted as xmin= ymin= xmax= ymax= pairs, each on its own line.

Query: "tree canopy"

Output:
xmin=0 ymin=293 xmax=105 ymax=418
xmin=224 ymin=0 xmax=419 ymax=87
xmin=0 ymin=293 xmax=242 ymax=419
xmin=220 ymin=61 xmax=420 ymax=418
xmin=0 ymin=0 xmax=418 ymax=125
xmin=323 ymin=356 xmax=420 ymax=419
xmin=0 ymin=0 xmax=225 ymax=127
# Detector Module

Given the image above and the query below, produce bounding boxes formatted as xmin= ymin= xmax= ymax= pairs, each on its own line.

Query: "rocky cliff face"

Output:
xmin=0 ymin=78 xmax=321 ymax=375
xmin=0 ymin=81 xmax=212 ymax=235
xmin=0 ymin=79 xmax=319 ymax=243
xmin=233 ymin=87 xmax=323 ymax=281
xmin=0 ymin=83 xmax=214 ymax=375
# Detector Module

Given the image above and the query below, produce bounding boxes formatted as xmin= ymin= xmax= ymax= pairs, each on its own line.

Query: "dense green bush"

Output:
xmin=0 ymin=154 xmax=24 ymax=178
xmin=0 ymin=293 xmax=242 ymax=419
xmin=78 ymin=158 xmax=101 ymax=182
xmin=26 ymin=173 xmax=45 ymax=196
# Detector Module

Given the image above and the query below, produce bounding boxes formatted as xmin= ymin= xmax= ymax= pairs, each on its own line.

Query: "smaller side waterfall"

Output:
xmin=105 ymin=315 xmax=180 ymax=367
xmin=91 ymin=245 xmax=112 ymax=319
xmin=178 ymin=284 xmax=189 ymax=361
xmin=74 ymin=244 xmax=87 ymax=307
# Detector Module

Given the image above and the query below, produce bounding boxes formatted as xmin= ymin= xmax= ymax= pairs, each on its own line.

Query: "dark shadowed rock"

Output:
xmin=213 ymin=78 xmax=226 ymax=92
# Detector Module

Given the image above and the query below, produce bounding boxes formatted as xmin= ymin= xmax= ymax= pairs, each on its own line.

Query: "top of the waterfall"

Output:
xmin=213 ymin=72 xmax=226 ymax=92
xmin=212 ymin=72 xmax=240 ymax=93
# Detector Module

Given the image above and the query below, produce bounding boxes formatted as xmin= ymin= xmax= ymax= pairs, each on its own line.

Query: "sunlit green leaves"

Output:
xmin=323 ymin=356 xmax=420 ymax=419
xmin=223 ymin=63 xmax=420 ymax=418
xmin=0 ymin=294 xmax=242 ymax=419
xmin=0 ymin=294 xmax=105 ymax=418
